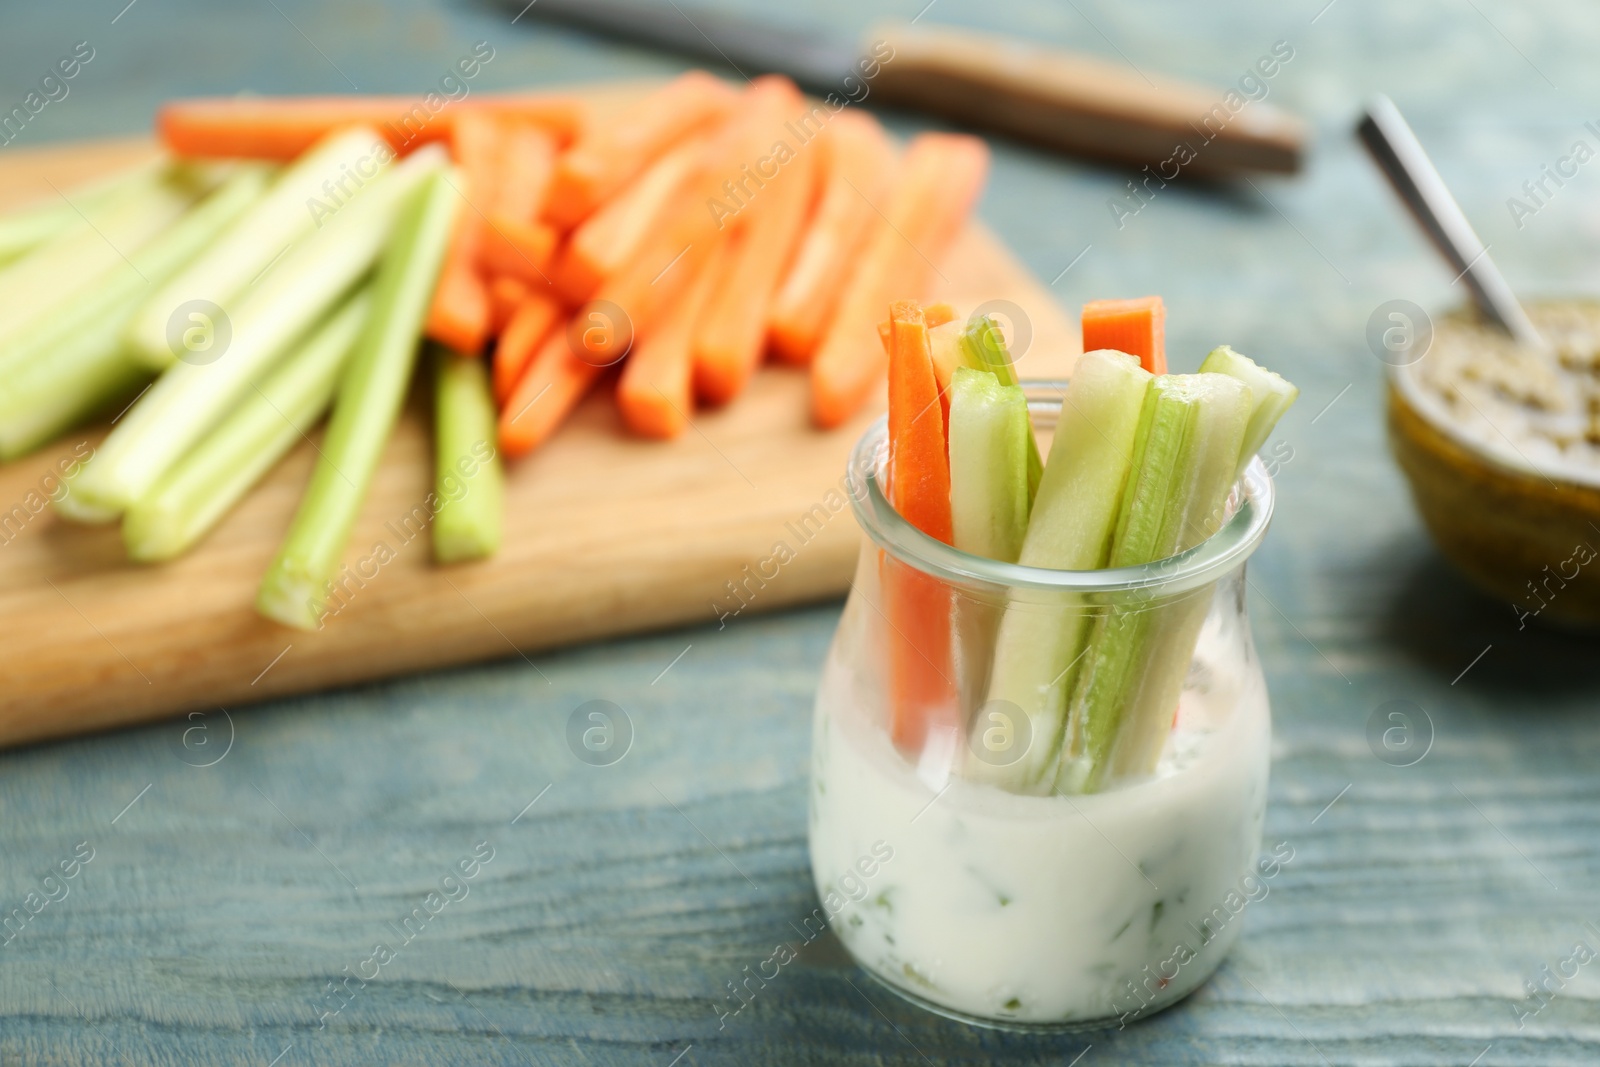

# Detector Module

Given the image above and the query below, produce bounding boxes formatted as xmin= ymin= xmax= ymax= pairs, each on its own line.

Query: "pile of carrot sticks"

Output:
xmin=159 ymin=72 xmax=991 ymax=460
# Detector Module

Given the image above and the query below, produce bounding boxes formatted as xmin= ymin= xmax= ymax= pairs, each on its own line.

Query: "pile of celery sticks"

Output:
xmin=882 ymin=298 xmax=1297 ymax=794
xmin=0 ymin=127 xmax=504 ymax=631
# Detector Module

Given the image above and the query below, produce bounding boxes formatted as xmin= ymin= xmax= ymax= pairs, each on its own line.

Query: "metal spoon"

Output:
xmin=1357 ymin=94 xmax=1545 ymax=349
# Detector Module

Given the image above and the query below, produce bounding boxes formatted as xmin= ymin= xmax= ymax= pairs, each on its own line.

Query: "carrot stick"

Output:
xmin=493 ymin=122 xmax=557 ymax=223
xmin=487 ymin=275 xmax=532 ymax=335
xmin=875 ymin=301 xmax=958 ymax=350
xmin=882 ymin=301 xmax=958 ymax=754
xmin=497 ymin=325 xmax=606 ymax=459
xmin=769 ymin=110 xmax=896 ymax=364
xmin=593 ymin=76 xmax=803 ymax=366
xmin=552 ymin=135 xmax=706 ymax=304
xmin=544 ymin=71 xmax=735 ymax=228
xmin=876 ymin=300 xmax=961 ymax=433
xmin=479 ymin=214 xmax=558 ymax=286
xmin=493 ymin=292 xmax=561 ymax=404
xmin=1081 ymin=296 xmax=1166 ymax=374
xmin=618 ymin=234 xmax=733 ymax=438
xmin=478 ymin=123 xmax=559 ymax=288
xmin=810 ymin=134 xmax=989 ymax=429
xmin=426 ymin=266 xmax=491 ymax=356
xmin=886 ymin=302 xmax=953 ymax=543
xmin=157 ymin=94 xmax=584 ymax=160
xmin=692 ymin=123 xmax=819 ymax=406
xmin=425 ymin=111 xmax=501 ymax=354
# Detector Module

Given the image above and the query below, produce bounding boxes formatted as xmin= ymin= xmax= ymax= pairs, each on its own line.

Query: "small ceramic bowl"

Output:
xmin=1388 ymin=301 xmax=1600 ymax=627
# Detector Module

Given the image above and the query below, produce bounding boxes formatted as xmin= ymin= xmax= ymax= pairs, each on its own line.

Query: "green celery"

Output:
xmin=0 ymin=158 xmax=170 ymax=266
xmin=123 ymin=290 xmax=371 ymax=561
xmin=256 ymin=167 xmax=460 ymax=630
xmin=0 ymin=167 xmax=272 ymax=459
xmin=960 ymin=313 xmax=1043 ymax=503
xmin=1198 ymin=344 xmax=1300 ymax=475
xmin=0 ymin=164 xmax=208 ymax=351
xmin=967 ymin=350 xmax=1151 ymax=793
xmin=66 ymin=145 xmax=447 ymax=523
xmin=431 ymin=347 xmax=504 ymax=563
xmin=125 ymin=127 xmax=390 ymax=370
xmin=1061 ymin=373 xmax=1253 ymax=793
xmin=947 ymin=367 xmax=1029 ymax=563
xmin=1076 ymin=351 xmax=1298 ymax=785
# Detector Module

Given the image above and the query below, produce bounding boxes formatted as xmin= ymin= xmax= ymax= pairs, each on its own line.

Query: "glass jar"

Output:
xmin=808 ymin=381 xmax=1277 ymax=1031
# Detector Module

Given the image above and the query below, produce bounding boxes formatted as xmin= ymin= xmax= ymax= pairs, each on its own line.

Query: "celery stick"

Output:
xmin=256 ymin=168 xmax=459 ymax=630
xmin=0 ymin=159 xmax=171 ymax=265
xmin=966 ymin=350 xmax=1150 ymax=792
xmin=51 ymin=467 xmax=109 ymax=525
xmin=125 ymin=127 xmax=393 ymax=370
xmin=123 ymin=291 xmax=371 ymax=561
xmin=432 ymin=347 xmax=504 ymax=563
xmin=1198 ymin=344 xmax=1300 ymax=474
xmin=1062 ymin=373 xmax=1252 ymax=793
xmin=948 ymin=367 xmax=1029 ymax=563
xmin=66 ymin=146 xmax=447 ymax=522
xmin=1097 ymin=357 xmax=1298 ymax=783
xmin=961 ymin=314 xmax=1042 ymax=503
xmin=0 ymin=168 xmax=272 ymax=459
xmin=0 ymin=341 xmax=147 ymax=465
xmin=0 ymin=158 xmax=169 ymax=266
xmin=0 ymin=205 xmax=72 ymax=267
xmin=0 ymin=165 xmax=206 ymax=350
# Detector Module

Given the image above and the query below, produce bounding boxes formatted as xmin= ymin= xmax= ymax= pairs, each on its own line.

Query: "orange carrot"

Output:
xmin=488 ymin=275 xmax=532 ymax=335
xmin=552 ymin=135 xmax=706 ymax=304
xmin=593 ymin=77 xmax=804 ymax=367
xmin=882 ymin=301 xmax=957 ymax=754
xmin=875 ymin=301 xmax=958 ymax=351
xmin=810 ymin=134 xmax=989 ymax=429
xmin=479 ymin=215 xmax=559 ymax=286
xmin=886 ymin=302 xmax=952 ymax=543
xmin=544 ymin=71 xmax=735 ymax=228
xmin=924 ymin=302 xmax=958 ymax=329
xmin=1081 ymin=296 xmax=1166 ymax=374
xmin=769 ymin=110 xmax=896 ymax=364
xmin=425 ymin=111 xmax=501 ymax=354
xmin=617 ymin=235 xmax=733 ymax=438
xmin=493 ymin=121 xmax=558 ymax=222
xmin=476 ymin=124 xmax=560 ymax=292
xmin=493 ymin=293 xmax=561 ymax=404
xmin=876 ymin=300 xmax=960 ymax=432
xmin=692 ymin=124 xmax=818 ymax=405
xmin=427 ymin=269 xmax=491 ymax=355
xmin=157 ymin=94 xmax=584 ymax=160
xmin=498 ymin=324 xmax=607 ymax=459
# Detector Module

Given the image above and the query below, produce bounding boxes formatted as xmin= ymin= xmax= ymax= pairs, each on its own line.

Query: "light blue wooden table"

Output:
xmin=4 ymin=0 xmax=1599 ymax=1063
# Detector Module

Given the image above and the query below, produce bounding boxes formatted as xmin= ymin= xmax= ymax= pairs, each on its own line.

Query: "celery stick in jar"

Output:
xmin=966 ymin=349 xmax=1150 ymax=792
xmin=947 ymin=367 xmax=1029 ymax=564
xmin=1061 ymin=372 xmax=1252 ymax=793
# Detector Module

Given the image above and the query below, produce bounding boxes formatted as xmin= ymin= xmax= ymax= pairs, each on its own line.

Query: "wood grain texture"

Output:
xmin=3 ymin=0 xmax=1600 ymax=1064
xmin=0 ymin=133 xmax=1074 ymax=750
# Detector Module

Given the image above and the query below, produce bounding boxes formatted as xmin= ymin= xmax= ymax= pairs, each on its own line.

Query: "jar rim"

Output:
xmin=845 ymin=378 xmax=1277 ymax=595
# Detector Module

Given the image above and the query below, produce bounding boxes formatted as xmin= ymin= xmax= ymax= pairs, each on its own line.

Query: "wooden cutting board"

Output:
xmin=0 ymin=109 xmax=1076 ymax=750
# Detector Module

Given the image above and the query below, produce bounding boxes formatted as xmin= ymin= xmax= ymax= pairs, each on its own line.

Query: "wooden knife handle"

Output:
xmin=865 ymin=23 xmax=1305 ymax=175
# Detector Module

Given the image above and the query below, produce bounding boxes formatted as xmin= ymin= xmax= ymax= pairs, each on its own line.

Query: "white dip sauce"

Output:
xmin=808 ymin=619 xmax=1271 ymax=1027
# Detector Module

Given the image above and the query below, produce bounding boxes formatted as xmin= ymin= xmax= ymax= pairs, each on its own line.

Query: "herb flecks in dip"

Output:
xmin=1415 ymin=301 xmax=1600 ymax=472
xmin=1388 ymin=299 xmax=1600 ymax=626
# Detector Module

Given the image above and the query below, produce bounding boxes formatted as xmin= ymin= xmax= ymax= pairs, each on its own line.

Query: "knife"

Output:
xmin=508 ymin=0 xmax=1305 ymax=175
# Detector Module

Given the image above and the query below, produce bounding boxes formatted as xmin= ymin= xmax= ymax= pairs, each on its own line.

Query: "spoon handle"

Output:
xmin=1357 ymin=94 xmax=1544 ymax=349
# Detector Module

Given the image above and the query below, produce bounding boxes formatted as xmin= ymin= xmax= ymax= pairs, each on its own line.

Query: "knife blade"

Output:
xmin=507 ymin=0 xmax=1305 ymax=174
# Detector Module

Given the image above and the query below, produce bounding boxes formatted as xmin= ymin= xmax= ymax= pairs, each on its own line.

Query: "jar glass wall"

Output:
xmin=807 ymin=382 xmax=1277 ymax=1031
